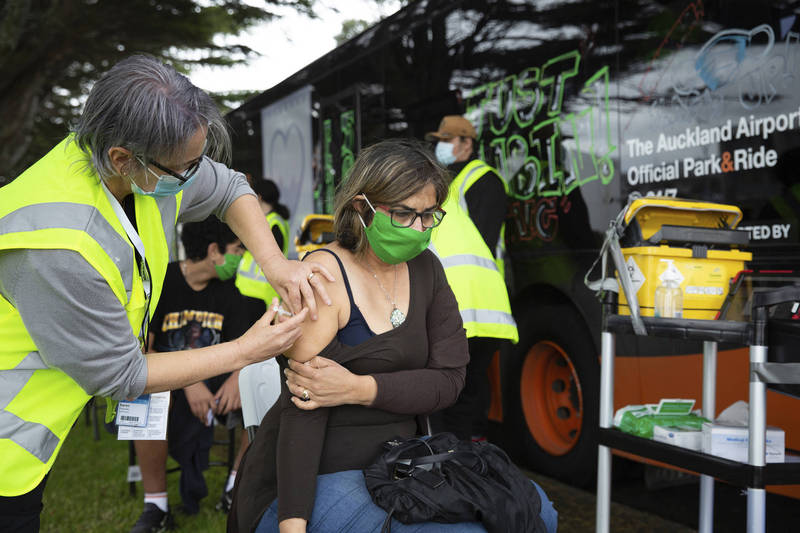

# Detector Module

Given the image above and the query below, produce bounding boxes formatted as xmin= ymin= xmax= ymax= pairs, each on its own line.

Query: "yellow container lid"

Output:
xmin=621 ymin=245 xmax=752 ymax=261
xmin=294 ymin=213 xmax=335 ymax=258
xmin=623 ymin=198 xmax=743 ymax=241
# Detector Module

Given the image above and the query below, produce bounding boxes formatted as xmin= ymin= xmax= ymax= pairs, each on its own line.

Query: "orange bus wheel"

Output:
xmin=503 ymin=301 xmax=599 ymax=487
xmin=520 ymin=340 xmax=583 ymax=456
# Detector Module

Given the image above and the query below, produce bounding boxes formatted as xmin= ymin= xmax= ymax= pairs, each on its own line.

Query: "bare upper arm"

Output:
xmin=283 ymin=250 xmax=344 ymax=362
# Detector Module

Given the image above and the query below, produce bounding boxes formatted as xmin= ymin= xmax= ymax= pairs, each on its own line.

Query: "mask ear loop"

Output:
xmin=361 ymin=193 xmax=377 ymax=213
xmin=357 ymin=193 xmax=377 ymax=228
xmin=135 ymin=156 xmax=156 ymax=186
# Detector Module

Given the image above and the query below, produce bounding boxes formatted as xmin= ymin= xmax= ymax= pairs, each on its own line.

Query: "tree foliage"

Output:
xmin=333 ymin=0 xmax=405 ymax=46
xmin=334 ymin=19 xmax=372 ymax=45
xmin=0 ymin=0 xmax=314 ymax=183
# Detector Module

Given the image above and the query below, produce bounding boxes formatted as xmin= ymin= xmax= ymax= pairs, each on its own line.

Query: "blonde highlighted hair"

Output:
xmin=334 ymin=139 xmax=449 ymax=255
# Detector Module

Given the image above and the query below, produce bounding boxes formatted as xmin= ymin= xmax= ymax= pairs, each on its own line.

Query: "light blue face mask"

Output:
xmin=435 ymin=141 xmax=457 ymax=166
xmin=132 ymin=157 xmax=198 ymax=198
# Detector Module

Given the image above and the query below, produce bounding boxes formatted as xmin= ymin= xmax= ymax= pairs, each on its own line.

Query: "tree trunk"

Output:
xmin=0 ymin=66 xmax=49 ymax=182
xmin=0 ymin=0 xmax=79 ymax=182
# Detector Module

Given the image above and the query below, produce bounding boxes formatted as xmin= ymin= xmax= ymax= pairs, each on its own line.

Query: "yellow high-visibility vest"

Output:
xmin=430 ymin=160 xmax=518 ymax=342
xmin=453 ymin=160 xmax=510 ymax=278
xmin=0 ymin=136 xmax=178 ymax=496
xmin=235 ymin=212 xmax=290 ymax=304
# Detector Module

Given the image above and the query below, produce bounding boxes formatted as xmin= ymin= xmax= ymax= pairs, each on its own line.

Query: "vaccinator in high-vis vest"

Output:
xmin=0 ymin=55 xmax=332 ymax=532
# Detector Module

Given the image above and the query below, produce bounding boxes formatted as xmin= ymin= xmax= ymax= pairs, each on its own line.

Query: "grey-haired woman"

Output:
xmin=0 ymin=54 xmax=332 ymax=532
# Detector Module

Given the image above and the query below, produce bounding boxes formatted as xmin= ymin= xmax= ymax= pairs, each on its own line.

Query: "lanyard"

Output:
xmin=100 ymin=180 xmax=151 ymax=298
xmin=100 ymin=180 xmax=152 ymax=351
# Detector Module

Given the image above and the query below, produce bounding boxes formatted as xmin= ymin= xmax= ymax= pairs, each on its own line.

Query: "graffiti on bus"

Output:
xmin=634 ymin=0 xmax=705 ymax=108
xmin=465 ymin=51 xmax=616 ymax=205
xmin=636 ymin=18 xmax=800 ymax=127
xmin=465 ymin=50 xmax=616 ymax=241
xmin=319 ymin=109 xmax=356 ymax=214
xmin=507 ymin=196 xmax=573 ymax=244
xmin=340 ymin=110 xmax=356 ymax=180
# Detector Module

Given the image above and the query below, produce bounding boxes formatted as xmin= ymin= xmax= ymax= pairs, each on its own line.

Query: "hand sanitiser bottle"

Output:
xmin=654 ymin=259 xmax=683 ymax=318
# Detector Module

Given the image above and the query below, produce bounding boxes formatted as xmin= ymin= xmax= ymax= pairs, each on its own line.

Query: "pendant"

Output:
xmin=390 ymin=307 xmax=406 ymax=328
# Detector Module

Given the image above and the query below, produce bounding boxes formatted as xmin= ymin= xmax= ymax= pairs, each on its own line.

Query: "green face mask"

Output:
xmin=215 ymin=253 xmax=242 ymax=281
xmin=359 ymin=196 xmax=432 ymax=264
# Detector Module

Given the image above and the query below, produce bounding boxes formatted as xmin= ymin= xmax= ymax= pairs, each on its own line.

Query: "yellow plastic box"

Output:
xmin=294 ymin=214 xmax=335 ymax=259
xmin=617 ymin=198 xmax=752 ymax=320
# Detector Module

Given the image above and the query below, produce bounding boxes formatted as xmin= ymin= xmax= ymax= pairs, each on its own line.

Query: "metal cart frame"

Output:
xmin=595 ymin=289 xmax=800 ymax=533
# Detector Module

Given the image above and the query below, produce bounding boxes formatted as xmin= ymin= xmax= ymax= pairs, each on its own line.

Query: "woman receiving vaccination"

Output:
xmin=230 ymin=139 xmax=557 ymax=533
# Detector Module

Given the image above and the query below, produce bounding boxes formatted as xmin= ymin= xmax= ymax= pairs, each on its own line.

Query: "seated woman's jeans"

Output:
xmin=255 ymin=469 xmax=558 ymax=533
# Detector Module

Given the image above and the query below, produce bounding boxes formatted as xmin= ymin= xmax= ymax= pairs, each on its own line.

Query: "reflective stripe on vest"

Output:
xmin=266 ymin=212 xmax=290 ymax=256
xmin=1 ymin=202 xmax=134 ymax=295
xmin=459 ymin=308 xmax=518 ymax=328
xmin=455 ymin=160 xmax=508 ymax=277
xmin=0 ymin=135 xmax=176 ymax=496
xmin=436 ymin=252 xmax=499 ymax=273
xmin=234 ymin=213 xmax=289 ymax=304
xmin=158 ymin=194 xmax=181 ymax=261
xmin=237 ymin=255 xmax=266 ymax=283
xmin=0 ymin=352 xmax=57 ymax=464
xmin=429 ymin=165 xmax=518 ymax=343
xmin=457 ymin=162 xmax=491 ymax=213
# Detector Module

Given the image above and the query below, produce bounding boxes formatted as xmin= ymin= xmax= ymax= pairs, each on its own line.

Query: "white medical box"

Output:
xmin=653 ymin=425 xmax=703 ymax=451
xmin=701 ymin=422 xmax=785 ymax=463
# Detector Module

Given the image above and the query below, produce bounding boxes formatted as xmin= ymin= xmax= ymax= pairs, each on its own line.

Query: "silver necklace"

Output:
xmin=365 ymin=262 xmax=405 ymax=328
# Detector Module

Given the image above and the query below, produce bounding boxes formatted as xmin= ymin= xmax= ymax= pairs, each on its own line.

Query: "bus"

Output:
xmin=226 ymin=0 xmax=800 ymax=497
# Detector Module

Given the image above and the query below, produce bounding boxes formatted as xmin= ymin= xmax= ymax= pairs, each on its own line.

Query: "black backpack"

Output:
xmin=363 ymin=432 xmax=546 ymax=533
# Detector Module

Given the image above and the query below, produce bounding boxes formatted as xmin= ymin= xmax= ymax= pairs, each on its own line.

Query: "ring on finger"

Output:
xmin=302 ymin=389 xmax=310 ymax=401
xmin=307 ymin=272 xmax=315 ymax=281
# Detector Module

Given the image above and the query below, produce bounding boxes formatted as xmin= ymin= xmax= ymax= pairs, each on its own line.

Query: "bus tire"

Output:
xmin=504 ymin=302 xmax=599 ymax=487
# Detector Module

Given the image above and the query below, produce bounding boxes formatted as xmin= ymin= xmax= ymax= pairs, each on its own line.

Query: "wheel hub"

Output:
xmin=520 ymin=340 xmax=583 ymax=456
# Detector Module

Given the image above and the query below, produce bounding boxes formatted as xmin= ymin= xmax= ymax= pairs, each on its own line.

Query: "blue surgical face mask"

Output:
xmin=132 ymin=157 xmax=197 ymax=197
xmin=130 ymin=176 xmax=197 ymax=198
xmin=435 ymin=141 xmax=457 ymax=166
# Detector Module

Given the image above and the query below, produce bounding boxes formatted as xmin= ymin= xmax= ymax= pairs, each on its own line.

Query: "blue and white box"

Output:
xmin=701 ymin=422 xmax=785 ymax=463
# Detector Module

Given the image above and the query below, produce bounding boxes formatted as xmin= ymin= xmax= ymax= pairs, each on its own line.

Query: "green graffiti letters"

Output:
xmin=320 ymin=109 xmax=356 ymax=214
xmin=340 ymin=110 xmax=356 ymax=181
xmin=322 ymin=118 xmax=335 ymax=213
xmin=464 ymin=51 xmax=616 ymax=201
xmin=541 ymin=50 xmax=581 ymax=118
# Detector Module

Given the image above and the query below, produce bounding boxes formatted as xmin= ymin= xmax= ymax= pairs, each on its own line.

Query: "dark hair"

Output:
xmin=181 ymin=216 xmax=238 ymax=260
xmin=334 ymin=138 xmax=449 ymax=254
xmin=252 ymin=178 xmax=290 ymax=220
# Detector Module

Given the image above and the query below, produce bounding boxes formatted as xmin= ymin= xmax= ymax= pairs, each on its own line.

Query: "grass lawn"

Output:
xmin=39 ymin=402 xmax=704 ymax=533
xmin=41 ymin=399 xmax=230 ymax=533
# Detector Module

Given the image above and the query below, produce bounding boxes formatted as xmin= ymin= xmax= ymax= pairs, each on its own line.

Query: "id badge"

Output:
xmin=116 ymin=395 xmax=151 ymax=427
xmin=117 ymin=391 xmax=170 ymax=440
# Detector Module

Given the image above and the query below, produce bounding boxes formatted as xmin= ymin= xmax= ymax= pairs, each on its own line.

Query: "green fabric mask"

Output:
xmin=360 ymin=199 xmax=432 ymax=264
xmin=215 ymin=253 xmax=242 ymax=281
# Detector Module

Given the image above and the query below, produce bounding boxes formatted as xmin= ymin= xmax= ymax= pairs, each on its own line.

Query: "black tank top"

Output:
xmin=304 ymin=249 xmax=375 ymax=346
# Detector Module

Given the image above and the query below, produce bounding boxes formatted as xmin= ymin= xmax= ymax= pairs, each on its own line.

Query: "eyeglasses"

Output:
xmin=148 ymin=158 xmax=202 ymax=183
xmin=385 ymin=207 xmax=446 ymax=229
xmin=135 ymin=154 xmax=202 ymax=185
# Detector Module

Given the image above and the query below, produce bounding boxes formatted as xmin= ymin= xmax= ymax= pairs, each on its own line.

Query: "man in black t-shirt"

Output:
xmin=130 ymin=217 xmax=263 ymax=533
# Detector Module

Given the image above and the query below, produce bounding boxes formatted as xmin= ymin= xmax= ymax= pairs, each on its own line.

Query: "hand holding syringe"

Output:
xmin=275 ymin=305 xmax=293 ymax=317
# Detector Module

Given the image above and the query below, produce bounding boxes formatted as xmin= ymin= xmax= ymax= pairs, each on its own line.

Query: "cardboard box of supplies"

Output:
xmin=653 ymin=425 xmax=703 ymax=451
xmin=701 ymin=422 xmax=785 ymax=463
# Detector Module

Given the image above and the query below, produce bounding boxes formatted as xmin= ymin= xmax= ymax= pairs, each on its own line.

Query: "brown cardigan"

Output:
xmin=228 ymin=249 xmax=469 ymax=533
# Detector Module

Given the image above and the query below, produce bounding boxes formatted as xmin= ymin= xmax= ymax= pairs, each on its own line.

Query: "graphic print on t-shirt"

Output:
xmin=155 ymin=309 xmax=224 ymax=351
